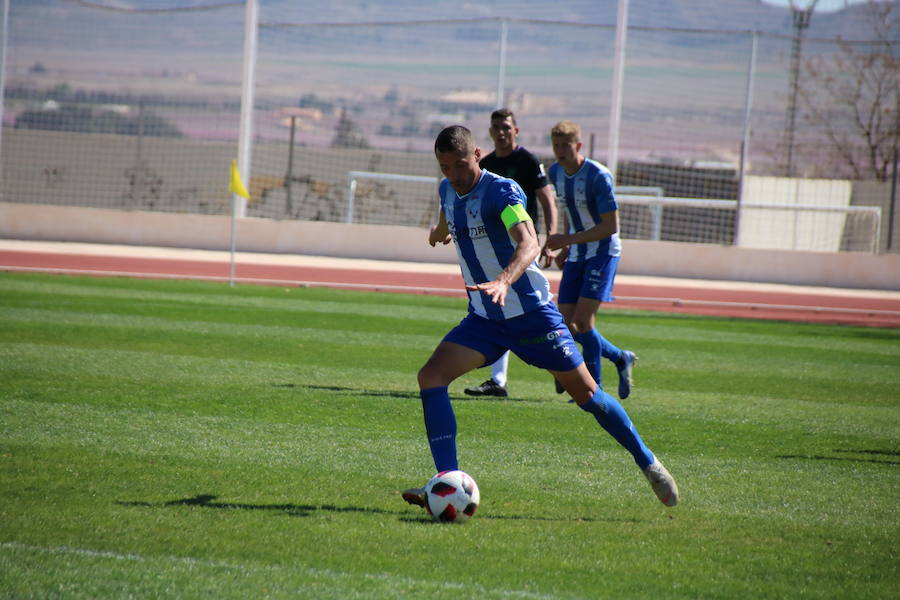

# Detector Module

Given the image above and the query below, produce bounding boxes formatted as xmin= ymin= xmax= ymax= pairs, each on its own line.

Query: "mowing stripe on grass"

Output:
xmin=1 ymin=542 xmax=566 ymax=600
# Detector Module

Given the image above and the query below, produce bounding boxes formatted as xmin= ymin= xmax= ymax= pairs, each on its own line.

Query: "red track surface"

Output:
xmin=3 ymin=248 xmax=900 ymax=328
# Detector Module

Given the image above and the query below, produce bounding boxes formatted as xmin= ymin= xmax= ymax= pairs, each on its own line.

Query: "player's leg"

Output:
xmin=555 ymin=259 xmax=582 ymax=394
xmin=569 ymin=297 xmax=604 ymax=387
xmin=417 ymin=340 xmax=487 ymax=472
xmin=490 ymin=351 xmax=509 ymax=387
xmin=552 ymin=363 xmax=651 ymax=466
xmin=580 ymin=254 xmax=636 ymax=399
xmin=551 ymin=364 xmax=678 ymax=507
xmin=404 ymin=340 xmax=488 ymax=508
xmin=508 ymin=304 xmax=677 ymax=507
xmin=403 ymin=312 xmax=508 ymax=508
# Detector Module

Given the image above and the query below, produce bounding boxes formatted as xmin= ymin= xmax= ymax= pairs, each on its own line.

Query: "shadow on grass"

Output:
xmin=272 ymin=383 xmax=419 ymax=400
xmin=775 ymin=448 xmax=899 ymax=466
xmin=117 ymin=494 xmax=404 ymax=518
xmin=118 ymin=494 xmax=637 ymax=524
xmin=272 ymin=383 xmax=532 ymax=402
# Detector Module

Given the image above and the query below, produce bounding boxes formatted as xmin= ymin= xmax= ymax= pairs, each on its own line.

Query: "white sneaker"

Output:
xmin=643 ymin=460 xmax=679 ymax=507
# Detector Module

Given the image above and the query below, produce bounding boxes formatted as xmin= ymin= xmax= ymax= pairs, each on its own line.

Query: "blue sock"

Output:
xmin=574 ymin=330 xmax=602 ymax=387
xmin=598 ymin=333 xmax=623 ymax=364
xmin=577 ymin=387 xmax=654 ymax=469
xmin=420 ymin=386 xmax=458 ymax=472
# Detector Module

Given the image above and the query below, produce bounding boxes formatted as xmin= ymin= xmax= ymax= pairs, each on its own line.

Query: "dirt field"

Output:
xmin=3 ymin=240 xmax=899 ymax=328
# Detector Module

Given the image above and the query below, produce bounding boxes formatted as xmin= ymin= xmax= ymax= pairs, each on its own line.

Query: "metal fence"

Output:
xmin=1 ymin=1 xmax=896 ymax=253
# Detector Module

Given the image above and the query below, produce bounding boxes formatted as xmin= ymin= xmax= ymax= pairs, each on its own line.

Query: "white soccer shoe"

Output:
xmin=643 ymin=460 xmax=679 ymax=507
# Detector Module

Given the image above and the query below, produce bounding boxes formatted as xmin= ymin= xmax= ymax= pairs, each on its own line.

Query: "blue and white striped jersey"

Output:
xmin=549 ymin=158 xmax=622 ymax=261
xmin=439 ymin=169 xmax=552 ymax=321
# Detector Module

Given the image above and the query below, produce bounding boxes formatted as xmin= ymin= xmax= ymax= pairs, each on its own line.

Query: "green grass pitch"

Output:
xmin=1 ymin=271 xmax=898 ymax=599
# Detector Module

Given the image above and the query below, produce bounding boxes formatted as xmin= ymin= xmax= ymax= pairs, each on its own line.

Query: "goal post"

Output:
xmin=345 ymin=170 xmax=439 ymax=225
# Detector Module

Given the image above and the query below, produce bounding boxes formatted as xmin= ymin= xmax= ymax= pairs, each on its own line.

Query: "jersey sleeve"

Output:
xmin=591 ymin=168 xmax=618 ymax=213
xmin=494 ymin=179 xmax=532 ymax=230
xmin=524 ymin=151 xmax=549 ymax=190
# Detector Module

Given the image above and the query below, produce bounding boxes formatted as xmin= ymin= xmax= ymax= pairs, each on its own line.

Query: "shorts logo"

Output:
xmin=554 ymin=340 xmax=574 ymax=357
xmin=519 ymin=329 xmax=566 ymax=346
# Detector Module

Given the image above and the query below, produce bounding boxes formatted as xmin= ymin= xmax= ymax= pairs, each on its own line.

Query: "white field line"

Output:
xmin=3 ymin=264 xmax=899 ymax=319
xmin=1 ymin=541 xmax=567 ymax=600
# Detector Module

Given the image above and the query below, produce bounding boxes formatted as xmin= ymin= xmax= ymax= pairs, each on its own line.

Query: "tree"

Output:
xmin=798 ymin=1 xmax=899 ymax=181
xmin=331 ymin=108 xmax=370 ymax=149
xmin=14 ymin=105 xmax=182 ymax=138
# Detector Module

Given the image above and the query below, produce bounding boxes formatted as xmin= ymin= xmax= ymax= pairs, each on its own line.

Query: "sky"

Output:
xmin=761 ymin=0 xmax=885 ymax=12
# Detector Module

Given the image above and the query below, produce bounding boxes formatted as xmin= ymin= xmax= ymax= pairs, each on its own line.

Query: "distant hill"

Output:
xmin=9 ymin=0 xmax=889 ymax=45
xmin=251 ymin=0 xmax=885 ymax=39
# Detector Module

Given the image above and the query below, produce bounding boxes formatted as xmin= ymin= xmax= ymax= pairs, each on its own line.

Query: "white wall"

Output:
xmin=2 ymin=202 xmax=898 ymax=290
xmin=739 ymin=176 xmax=853 ymax=252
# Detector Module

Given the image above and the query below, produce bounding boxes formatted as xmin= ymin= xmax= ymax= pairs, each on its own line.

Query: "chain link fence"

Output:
xmin=2 ymin=1 xmax=896 ymax=253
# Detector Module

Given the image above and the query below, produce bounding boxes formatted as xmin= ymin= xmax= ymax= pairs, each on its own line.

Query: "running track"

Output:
xmin=2 ymin=242 xmax=900 ymax=328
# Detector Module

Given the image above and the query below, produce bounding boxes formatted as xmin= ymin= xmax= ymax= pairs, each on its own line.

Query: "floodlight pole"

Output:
xmin=782 ymin=0 xmax=817 ymax=177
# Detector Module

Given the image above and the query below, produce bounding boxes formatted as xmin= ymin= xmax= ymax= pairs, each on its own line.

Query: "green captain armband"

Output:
xmin=500 ymin=203 xmax=532 ymax=230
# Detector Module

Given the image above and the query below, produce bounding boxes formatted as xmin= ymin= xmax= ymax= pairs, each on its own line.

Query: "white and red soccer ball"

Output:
xmin=424 ymin=470 xmax=480 ymax=523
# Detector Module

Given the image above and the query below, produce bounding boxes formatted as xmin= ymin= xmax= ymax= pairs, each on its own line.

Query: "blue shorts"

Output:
xmin=557 ymin=254 xmax=619 ymax=305
xmin=443 ymin=302 xmax=583 ymax=372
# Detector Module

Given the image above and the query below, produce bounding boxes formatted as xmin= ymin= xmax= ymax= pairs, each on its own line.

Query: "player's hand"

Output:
xmin=554 ymin=246 xmax=569 ymax=270
xmin=546 ymin=233 xmax=568 ymax=252
xmin=429 ymin=225 xmax=451 ymax=247
xmin=539 ymin=244 xmax=558 ymax=269
xmin=465 ymin=280 xmax=510 ymax=307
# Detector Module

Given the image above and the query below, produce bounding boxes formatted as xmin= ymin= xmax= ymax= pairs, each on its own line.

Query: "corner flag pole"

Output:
xmin=230 ymin=0 xmax=259 ymax=287
xmin=229 ymin=160 xmax=250 ymax=285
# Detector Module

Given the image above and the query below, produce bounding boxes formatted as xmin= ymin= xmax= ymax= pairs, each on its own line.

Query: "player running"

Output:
xmin=547 ymin=120 xmax=637 ymax=400
xmin=402 ymin=125 xmax=679 ymax=511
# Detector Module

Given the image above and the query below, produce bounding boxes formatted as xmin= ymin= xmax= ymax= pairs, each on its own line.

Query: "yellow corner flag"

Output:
xmin=229 ymin=159 xmax=250 ymax=199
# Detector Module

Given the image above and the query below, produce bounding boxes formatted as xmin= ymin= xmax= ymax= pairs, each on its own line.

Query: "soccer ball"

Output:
xmin=424 ymin=470 xmax=480 ymax=523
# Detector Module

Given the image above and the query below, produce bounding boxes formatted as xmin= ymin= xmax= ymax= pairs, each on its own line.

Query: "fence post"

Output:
xmin=0 ymin=0 xmax=9 ymax=190
xmin=608 ymin=0 xmax=628 ymax=179
xmin=735 ymin=31 xmax=758 ymax=247
xmin=495 ymin=18 xmax=508 ymax=109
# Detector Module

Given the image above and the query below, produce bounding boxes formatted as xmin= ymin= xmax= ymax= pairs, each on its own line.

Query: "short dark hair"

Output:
xmin=491 ymin=108 xmax=516 ymax=126
xmin=434 ymin=125 xmax=474 ymax=154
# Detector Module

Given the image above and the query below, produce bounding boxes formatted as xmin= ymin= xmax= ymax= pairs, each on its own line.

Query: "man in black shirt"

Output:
xmin=464 ymin=108 xmax=558 ymax=398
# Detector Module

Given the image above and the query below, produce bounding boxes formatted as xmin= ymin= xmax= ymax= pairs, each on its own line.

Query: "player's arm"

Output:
xmin=429 ymin=210 xmax=451 ymax=246
xmin=465 ymin=204 xmax=539 ymax=307
xmin=535 ymin=184 xmax=558 ymax=268
xmin=547 ymin=209 xmax=619 ymax=250
xmin=552 ymin=207 xmax=569 ymax=269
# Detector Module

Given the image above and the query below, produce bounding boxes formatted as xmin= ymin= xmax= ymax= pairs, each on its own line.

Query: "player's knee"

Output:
xmin=417 ymin=363 xmax=445 ymax=390
xmin=570 ymin=318 xmax=592 ymax=334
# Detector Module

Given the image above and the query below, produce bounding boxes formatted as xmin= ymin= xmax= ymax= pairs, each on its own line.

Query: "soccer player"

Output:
xmin=546 ymin=120 xmax=637 ymax=400
xmin=464 ymin=108 xmax=558 ymax=399
xmin=402 ymin=125 xmax=679 ymax=510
